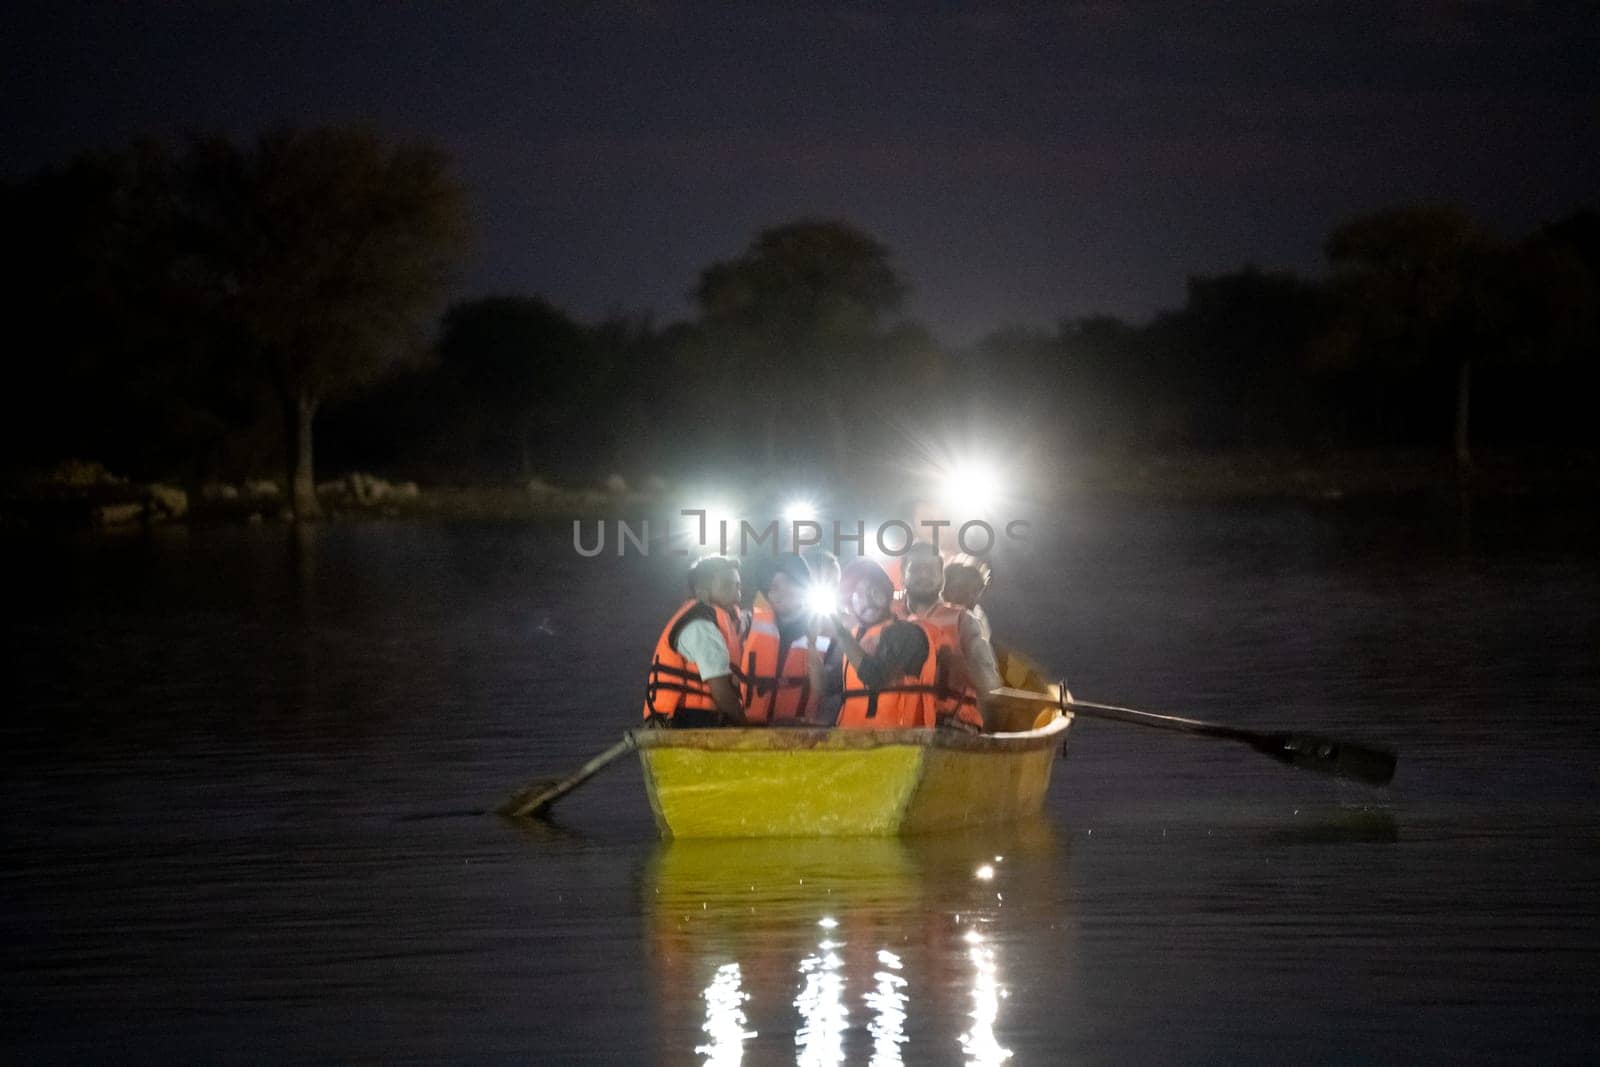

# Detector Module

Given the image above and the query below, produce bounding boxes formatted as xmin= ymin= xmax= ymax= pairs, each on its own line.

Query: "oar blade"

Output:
xmin=495 ymin=778 xmax=560 ymax=818
xmin=495 ymin=734 xmax=639 ymax=819
xmin=1256 ymin=733 xmax=1398 ymax=786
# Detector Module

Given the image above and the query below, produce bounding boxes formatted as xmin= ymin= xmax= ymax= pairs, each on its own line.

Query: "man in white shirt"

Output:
xmin=915 ymin=549 xmax=1004 ymax=726
xmin=942 ymin=554 xmax=992 ymax=641
xmin=665 ymin=556 xmax=748 ymax=727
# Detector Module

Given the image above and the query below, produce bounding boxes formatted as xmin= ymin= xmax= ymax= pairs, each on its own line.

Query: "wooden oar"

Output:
xmin=992 ymin=688 xmax=1397 ymax=785
xmin=496 ymin=734 xmax=638 ymax=818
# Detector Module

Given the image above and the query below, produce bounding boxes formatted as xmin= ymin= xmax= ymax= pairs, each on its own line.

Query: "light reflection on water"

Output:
xmin=794 ymin=932 xmax=849 ymax=1065
xmin=865 ymin=949 xmax=908 ymax=1066
xmin=696 ymin=962 xmax=755 ymax=1065
xmin=649 ymin=825 xmax=1057 ymax=1063
xmin=959 ymin=927 xmax=1013 ymax=1065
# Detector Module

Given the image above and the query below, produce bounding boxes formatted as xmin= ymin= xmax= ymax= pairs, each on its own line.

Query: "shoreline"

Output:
xmin=3 ymin=450 xmax=1596 ymax=531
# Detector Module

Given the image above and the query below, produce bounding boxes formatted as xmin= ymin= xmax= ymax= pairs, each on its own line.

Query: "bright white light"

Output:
xmin=805 ymin=583 xmax=838 ymax=617
xmin=818 ymin=916 xmax=838 ymax=929
xmin=940 ymin=459 xmax=1002 ymax=512
xmin=975 ymin=864 xmax=996 ymax=881
xmin=785 ymin=499 xmax=817 ymax=523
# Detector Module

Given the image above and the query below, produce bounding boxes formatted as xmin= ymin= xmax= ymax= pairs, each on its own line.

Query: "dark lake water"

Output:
xmin=5 ymin=502 xmax=1599 ymax=1063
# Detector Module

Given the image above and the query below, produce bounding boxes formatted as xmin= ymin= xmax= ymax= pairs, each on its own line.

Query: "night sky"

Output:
xmin=5 ymin=2 xmax=1597 ymax=342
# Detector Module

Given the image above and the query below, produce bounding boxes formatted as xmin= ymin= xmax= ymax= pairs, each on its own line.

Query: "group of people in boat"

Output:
xmin=643 ymin=542 xmax=1007 ymax=732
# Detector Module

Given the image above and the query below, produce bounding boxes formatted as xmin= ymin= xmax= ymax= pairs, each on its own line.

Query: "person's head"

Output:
xmin=942 ymin=553 xmax=991 ymax=609
xmin=902 ymin=540 xmax=945 ymax=601
xmin=909 ymin=498 xmax=948 ymax=534
xmin=688 ymin=555 xmax=741 ymax=611
xmin=840 ymin=558 xmax=894 ymax=626
xmin=762 ymin=554 xmax=812 ymax=622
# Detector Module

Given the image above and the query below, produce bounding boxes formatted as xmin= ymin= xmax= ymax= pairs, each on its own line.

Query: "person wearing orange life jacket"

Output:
xmin=895 ymin=541 xmax=1000 ymax=731
xmin=826 ymin=559 xmax=938 ymax=730
xmin=740 ymin=554 xmax=830 ymax=724
xmin=643 ymin=555 xmax=749 ymax=728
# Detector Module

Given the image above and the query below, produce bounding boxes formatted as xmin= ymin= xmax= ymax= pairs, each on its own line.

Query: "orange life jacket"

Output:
xmin=911 ymin=601 xmax=984 ymax=730
xmin=836 ymin=619 xmax=939 ymax=730
xmin=643 ymin=600 xmax=746 ymax=723
xmin=740 ymin=601 xmax=831 ymax=724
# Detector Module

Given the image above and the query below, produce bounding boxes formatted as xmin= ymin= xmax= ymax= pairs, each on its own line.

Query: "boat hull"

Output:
xmin=634 ymin=712 xmax=1072 ymax=838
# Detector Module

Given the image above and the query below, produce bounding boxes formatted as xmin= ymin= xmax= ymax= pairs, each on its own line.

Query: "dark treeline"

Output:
xmin=6 ymin=125 xmax=1597 ymax=504
xmin=302 ymin=202 xmax=1600 ymax=489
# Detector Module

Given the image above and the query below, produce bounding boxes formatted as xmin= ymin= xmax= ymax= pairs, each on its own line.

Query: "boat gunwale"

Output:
xmin=629 ymin=712 xmax=1072 ymax=755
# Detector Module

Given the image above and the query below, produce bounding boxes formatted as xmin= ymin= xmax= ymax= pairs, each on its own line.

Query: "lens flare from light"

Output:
xmin=805 ymin=582 xmax=839 ymax=617
xmin=784 ymin=499 xmax=818 ymax=523
xmin=939 ymin=460 xmax=1002 ymax=512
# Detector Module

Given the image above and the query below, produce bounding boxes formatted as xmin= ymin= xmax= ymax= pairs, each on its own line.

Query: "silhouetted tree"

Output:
xmin=588 ymin=314 xmax=697 ymax=477
xmin=433 ymin=296 xmax=600 ymax=479
xmin=694 ymin=219 xmax=909 ymax=470
xmin=7 ymin=142 xmax=282 ymax=479
xmin=1324 ymin=205 xmax=1504 ymax=470
xmin=1056 ymin=316 xmax=1165 ymax=448
xmin=190 ymin=126 xmax=469 ymax=517
xmin=1160 ymin=267 xmax=1329 ymax=448
xmin=1481 ymin=211 xmax=1600 ymax=448
xmin=1529 ymin=209 xmax=1600 ymax=367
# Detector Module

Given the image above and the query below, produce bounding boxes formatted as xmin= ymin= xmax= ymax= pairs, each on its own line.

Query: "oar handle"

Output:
xmin=1063 ymin=698 xmax=1251 ymax=740
xmin=1065 ymin=699 xmax=1396 ymax=785
xmin=990 ymin=687 xmax=1398 ymax=786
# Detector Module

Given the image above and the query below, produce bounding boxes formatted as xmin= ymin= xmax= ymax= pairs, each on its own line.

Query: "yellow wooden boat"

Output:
xmin=633 ymin=650 xmax=1072 ymax=838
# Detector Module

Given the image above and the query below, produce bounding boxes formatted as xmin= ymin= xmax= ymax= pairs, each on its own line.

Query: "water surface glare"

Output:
xmin=4 ymin=506 xmax=1598 ymax=1062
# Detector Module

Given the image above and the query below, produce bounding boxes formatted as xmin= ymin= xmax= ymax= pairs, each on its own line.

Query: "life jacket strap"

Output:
xmin=744 ymin=672 xmax=814 ymax=693
xmin=840 ymin=684 xmax=941 ymax=697
xmin=647 ymin=681 xmax=709 ymax=696
xmin=649 ymin=661 xmax=702 ymax=682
